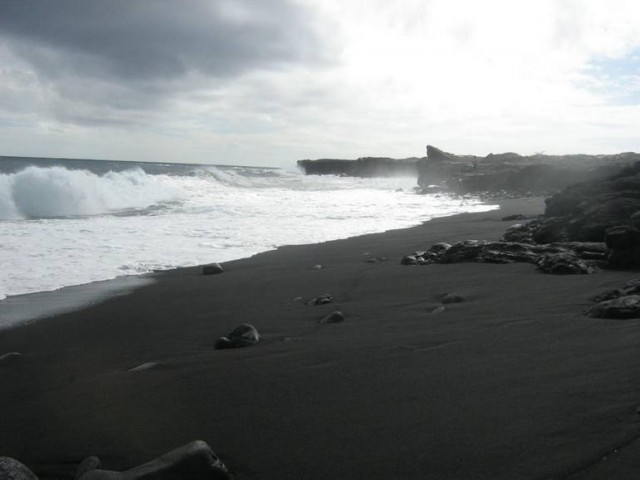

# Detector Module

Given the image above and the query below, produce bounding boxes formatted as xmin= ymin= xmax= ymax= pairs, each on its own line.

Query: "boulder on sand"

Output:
xmin=214 ymin=324 xmax=260 ymax=350
xmin=587 ymin=294 xmax=640 ymax=319
xmin=320 ymin=311 xmax=345 ymax=324
xmin=0 ymin=457 xmax=38 ymax=480
xmin=79 ymin=440 xmax=230 ymax=480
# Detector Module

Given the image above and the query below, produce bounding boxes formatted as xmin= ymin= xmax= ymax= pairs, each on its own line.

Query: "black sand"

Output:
xmin=1 ymin=197 xmax=639 ymax=479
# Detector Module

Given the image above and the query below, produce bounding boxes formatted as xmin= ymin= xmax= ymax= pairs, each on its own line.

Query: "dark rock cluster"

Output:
xmin=0 ymin=441 xmax=231 ymax=480
xmin=402 ymin=240 xmax=600 ymax=274
xmin=588 ymin=278 xmax=640 ymax=319
xmin=500 ymin=162 xmax=640 ymax=268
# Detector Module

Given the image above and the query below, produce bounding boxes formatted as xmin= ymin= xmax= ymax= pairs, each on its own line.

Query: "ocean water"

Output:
xmin=0 ymin=157 xmax=497 ymax=301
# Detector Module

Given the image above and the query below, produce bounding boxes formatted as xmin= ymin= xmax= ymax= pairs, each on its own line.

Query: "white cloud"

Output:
xmin=1 ymin=0 xmax=640 ymax=166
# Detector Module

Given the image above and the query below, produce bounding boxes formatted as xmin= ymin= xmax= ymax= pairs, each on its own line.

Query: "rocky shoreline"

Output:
xmin=298 ymin=145 xmax=640 ymax=198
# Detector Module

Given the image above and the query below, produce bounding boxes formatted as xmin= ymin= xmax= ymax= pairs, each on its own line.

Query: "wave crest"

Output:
xmin=0 ymin=166 xmax=184 ymax=220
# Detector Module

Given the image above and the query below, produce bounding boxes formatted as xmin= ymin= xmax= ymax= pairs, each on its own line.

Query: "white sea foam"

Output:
xmin=0 ymin=166 xmax=183 ymax=220
xmin=0 ymin=164 xmax=498 ymax=302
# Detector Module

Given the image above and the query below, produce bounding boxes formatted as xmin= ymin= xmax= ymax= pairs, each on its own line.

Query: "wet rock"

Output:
xmin=320 ymin=311 xmax=345 ymax=324
xmin=437 ymin=240 xmax=486 ymax=263
xmin=536 ymin=253 xmax=596 ymax=275
xmin=202 ymin=263 xmax=224 ymax=275
xmin=0 ymin=457 xmax=38 ymax=480
xmin=587 ymin=295 xmax=640 ymax=319
xmin=214 ymin=324 xmax=260 ymax=350
xmin=308 ymin=294 xmax=333 ymax=305
xmin=400 ymin=255 xmax=418 ymax=266
xmin=427 ymin=242 xmax=452 ymax=254
xmin=79 ymin=440 xmax=230 ymax=480
xmin=76 ymin=457 xmax=101 ymax=480
xmin=477 ymin=242 xmax=543 ymax=264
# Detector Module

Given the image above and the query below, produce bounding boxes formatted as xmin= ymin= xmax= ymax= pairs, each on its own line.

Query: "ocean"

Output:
xmin=0 ymin=156 xmax=497 ymax=304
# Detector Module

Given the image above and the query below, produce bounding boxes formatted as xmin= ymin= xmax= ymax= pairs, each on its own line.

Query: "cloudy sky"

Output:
xmin=1 ymin=0 xmax=640 ymax=167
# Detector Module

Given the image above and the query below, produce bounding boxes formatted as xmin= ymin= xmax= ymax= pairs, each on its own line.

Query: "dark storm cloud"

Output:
xmin=0 ymin=0 xmax=327 ymax=121
xmin=0 ymin=0 xmax=325 ymax=80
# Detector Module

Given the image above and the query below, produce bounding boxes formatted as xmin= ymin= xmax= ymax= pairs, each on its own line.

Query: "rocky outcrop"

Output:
xmin=503 ymin=162 xmax=640 ymax=266
xmin=402 ymin=240 xmax=600 ymax=274
xmin=79 ymin=441 xmax=230 ymax=480
xmin=416 ymin=146 xmax=639 ymax=195
xmin=298 ymin=157 xmax=419 ymax=177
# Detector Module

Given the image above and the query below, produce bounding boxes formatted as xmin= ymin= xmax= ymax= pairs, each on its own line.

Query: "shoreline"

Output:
xmin=2 ymin=196 xmax=640 ymax=479
xmin=0 ymin=198 xmax=500 ymax=331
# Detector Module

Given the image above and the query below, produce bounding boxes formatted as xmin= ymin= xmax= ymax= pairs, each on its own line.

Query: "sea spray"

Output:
xmin=0 ymin=166 xmax=184 ymax=220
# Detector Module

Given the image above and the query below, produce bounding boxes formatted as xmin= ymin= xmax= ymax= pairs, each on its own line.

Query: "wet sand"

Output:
xmin=1 ymin=197 xmax=639 ymax=479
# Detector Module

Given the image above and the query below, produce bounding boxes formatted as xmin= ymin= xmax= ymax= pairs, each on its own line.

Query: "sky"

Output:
xmin=1 ymin=0 xmax=640 ymax=168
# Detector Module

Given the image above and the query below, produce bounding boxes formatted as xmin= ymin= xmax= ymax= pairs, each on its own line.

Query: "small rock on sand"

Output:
xmin=320 ymin=311 xmax=345 ymax=324
xmin=308 ymin=294 xmax=333 ymax=305
xmin=215 ymin=324 xmax=260 ymax=350
xmin=202 ymin=263 xmax=224 ymax=275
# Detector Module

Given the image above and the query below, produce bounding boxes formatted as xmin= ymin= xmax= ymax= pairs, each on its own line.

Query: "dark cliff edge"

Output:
xmin=418 ymin=145 xmax=640 ymax=196
xmin=297 ymin=157 xmax=420 ymax=177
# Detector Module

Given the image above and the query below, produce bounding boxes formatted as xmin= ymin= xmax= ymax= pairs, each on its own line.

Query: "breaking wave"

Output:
xmin=0 ymin=166 xmax=185 ymax=220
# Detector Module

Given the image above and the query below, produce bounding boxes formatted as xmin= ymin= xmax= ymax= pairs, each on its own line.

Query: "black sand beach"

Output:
xmin=1 ymin=197 xmax=640 ymax=479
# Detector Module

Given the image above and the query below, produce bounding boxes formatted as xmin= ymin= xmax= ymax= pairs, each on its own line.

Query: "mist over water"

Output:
xmin=0 ymin=160 xmax=497 ymax=300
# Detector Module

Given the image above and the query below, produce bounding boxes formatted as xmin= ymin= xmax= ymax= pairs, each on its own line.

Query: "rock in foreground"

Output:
xmin=587 ymin=295 xmax=640 ymax=319
xmin=0 ymin=457 xmax=38 ymax=480
xmin=79 ymin=440 xmax=230 ymax=480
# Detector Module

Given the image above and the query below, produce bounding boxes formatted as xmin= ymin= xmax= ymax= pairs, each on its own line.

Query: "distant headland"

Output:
xmin=298 ymin=145 xmax=640 ymax=196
